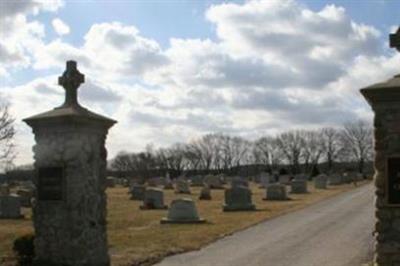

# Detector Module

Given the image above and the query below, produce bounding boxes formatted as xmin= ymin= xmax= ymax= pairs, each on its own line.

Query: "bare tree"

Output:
xmin=301 ymin=130 xmax=324 ymax=174
xmin=339 ymin=120 xmax=373 ymax=173
xmin=321 ymin=127 xmax=341 ymax=172
xmin=253 ymin=136 xmax=282 ymax=172
xmin=0 ymin=104 xmax=15 ymax=168
xmin=276 ymin=130 xmax=304 ymax=174
xmin=110 ymin=151 xmax=132 ymax=173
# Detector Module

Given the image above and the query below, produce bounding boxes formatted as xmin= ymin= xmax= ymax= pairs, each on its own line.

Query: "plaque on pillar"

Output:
xmin=387 ymin=157 xmax=400 ymax=206
xmin=37 ymin=167 xmax=64 ymax=201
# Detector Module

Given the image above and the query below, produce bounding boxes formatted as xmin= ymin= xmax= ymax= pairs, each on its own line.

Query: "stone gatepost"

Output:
xmin=24 ymin=61 xmax=116 ymax=266
xmin=360 ymin=27 xmax=400 ymax=266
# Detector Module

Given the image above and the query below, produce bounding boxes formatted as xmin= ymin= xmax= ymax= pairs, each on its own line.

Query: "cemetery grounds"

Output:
xmin=0 ymin=180 xmax=370 ymax=266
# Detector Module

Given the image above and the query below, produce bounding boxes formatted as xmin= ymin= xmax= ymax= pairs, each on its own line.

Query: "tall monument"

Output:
xmin=361 ymin=27 xmax=400 ymax=266
xmin=24 ymin=61 xmax=116 ymax=266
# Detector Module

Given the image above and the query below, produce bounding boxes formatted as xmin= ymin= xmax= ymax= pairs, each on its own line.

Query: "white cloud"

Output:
xmin=0 ymin=0 xmax=63 ymax=76
xmin=52 ymin=18 xmax=70 ymax=35
xmin=1 ymin=0 xmax=400 ymax=165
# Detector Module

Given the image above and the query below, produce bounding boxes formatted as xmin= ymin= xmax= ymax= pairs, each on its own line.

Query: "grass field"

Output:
xmin=0 ymin=181 xmax=370 ymax=266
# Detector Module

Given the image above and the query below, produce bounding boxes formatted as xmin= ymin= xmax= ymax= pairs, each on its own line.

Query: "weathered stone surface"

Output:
xmin=199 ymin=185 xmax=211 ymax=200
xmin=140 ymin=188 xmax=167 ymax=210
xmin=223 ymin=186 xmax=256 ymax=211
xmin=314 ymin=174 xmax=328 ymax=189
xmin=23 ymin=61 xmax=115 ymax=266
xmin=130 ymin=185 xmax=146 ymax=201
xmin=290 ymin=180 xmax=308 ymax=194
xmin=279 ymin=175 xmax=291 ymax=184
xmin=264 ymin=184 xmax=289 ymax=201
xmin=0 ymin=194 xmax=23 ymax=219
xmin=161 ymin=198 xmax=206 ymax=224
xmin=360 ymin=32 xmax=400 ymax=265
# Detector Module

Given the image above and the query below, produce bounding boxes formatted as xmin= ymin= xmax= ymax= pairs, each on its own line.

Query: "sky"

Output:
xmin=0 ymin=0 xmax=399 ymax=166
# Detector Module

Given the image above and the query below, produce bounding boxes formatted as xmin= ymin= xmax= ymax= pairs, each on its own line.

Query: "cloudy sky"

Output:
xmin=0 ymin=0 xmax=399 ymax=165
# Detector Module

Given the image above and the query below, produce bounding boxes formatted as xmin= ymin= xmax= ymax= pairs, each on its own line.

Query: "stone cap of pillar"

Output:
xmin=23 ymin=61 xmax=117 ymax=130
xmin=360 ymin=74 xmax=400 ymax=108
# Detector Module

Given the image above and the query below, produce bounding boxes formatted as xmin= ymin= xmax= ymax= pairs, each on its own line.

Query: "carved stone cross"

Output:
xmin=390 ymin=27 xmax=400 ymax=52
xmin=58 ymin=60 xmax=84 ymax=108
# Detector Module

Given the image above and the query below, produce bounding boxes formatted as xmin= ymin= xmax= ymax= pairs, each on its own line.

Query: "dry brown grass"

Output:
xmin=0 ymin=181 xmax=370 ymax=265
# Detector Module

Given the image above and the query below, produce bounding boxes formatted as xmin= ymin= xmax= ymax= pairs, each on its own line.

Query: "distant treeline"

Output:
xmin=110 ymin=120 xmax=374 ymax=181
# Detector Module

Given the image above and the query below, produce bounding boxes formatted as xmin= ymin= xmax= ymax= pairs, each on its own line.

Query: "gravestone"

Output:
xmin=175 ymin=178 xmax=191 ymax=194
xmin=295 ymin=174 xmax=308 ymax=181
xmin=190 ymin=175 xmax=204 ymax=187
xmin=130 ymin=184 xmax=146 ymax=201
xmin=264 ymin=184 xmax=289 ymax=201
xmin=279 ymin=175 xmax=291 ymax=184
xmin=16 ymin=188 xmax=33 ymax=207
xmin=360 ymin=27 xmax=400 ymax=266
xmin=328 ymin=173 xmax=343 ymax=185
xmin=314 ymin=174 xmax=328 ymax=189
xmin=223 ymin=186 xmax=256 ymax=211
xmin=0 ymin=194 xmax=23 ymax=219
xmin=259 ymin=172 xmax=271 ymax=188
xmin=204 ymin=175 xmax=224 ymax=189
xmin=0 ymin=184 xmax=10 ymax=196
xmin=290 ymin=180 xmax=308 ymax=194
xmin=140 ymin=188 xmax=167 ymax=210
xmin=199 ymin=185 xmax=212 ymax=200
xmin=23 ymin=61 xmax=116 ymax=265
xmin=161 ymin=198 xmax=206 ymax=224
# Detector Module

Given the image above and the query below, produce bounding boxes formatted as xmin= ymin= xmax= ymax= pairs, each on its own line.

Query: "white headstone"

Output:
xmin=161 ymin=198 xmax=206 ymax=224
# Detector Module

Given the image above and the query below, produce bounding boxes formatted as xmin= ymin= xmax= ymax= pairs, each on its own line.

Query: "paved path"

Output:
xmin=155 ymin=184 xmax=375 ymax=266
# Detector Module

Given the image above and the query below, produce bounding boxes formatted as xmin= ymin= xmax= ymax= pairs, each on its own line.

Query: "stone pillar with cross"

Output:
xmin=24 ymin=61 xmax=116 ymax=266
xmin=361 ymin=27 xmax=400 ymax=266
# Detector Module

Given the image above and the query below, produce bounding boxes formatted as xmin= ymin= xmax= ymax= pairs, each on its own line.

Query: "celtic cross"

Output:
xmin=58 ymin=61 xmax=85 ymax=108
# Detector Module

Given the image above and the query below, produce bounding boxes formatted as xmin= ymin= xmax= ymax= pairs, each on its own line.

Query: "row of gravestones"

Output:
xmin=0 ymin=172 xmax=355 ymax=220
xmin=126 ymin=174 xmax=337 ymax=224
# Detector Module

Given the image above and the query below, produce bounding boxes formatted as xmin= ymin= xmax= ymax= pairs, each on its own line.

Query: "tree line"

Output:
xmin=111 ymin=120 xmax=374 ymax=178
